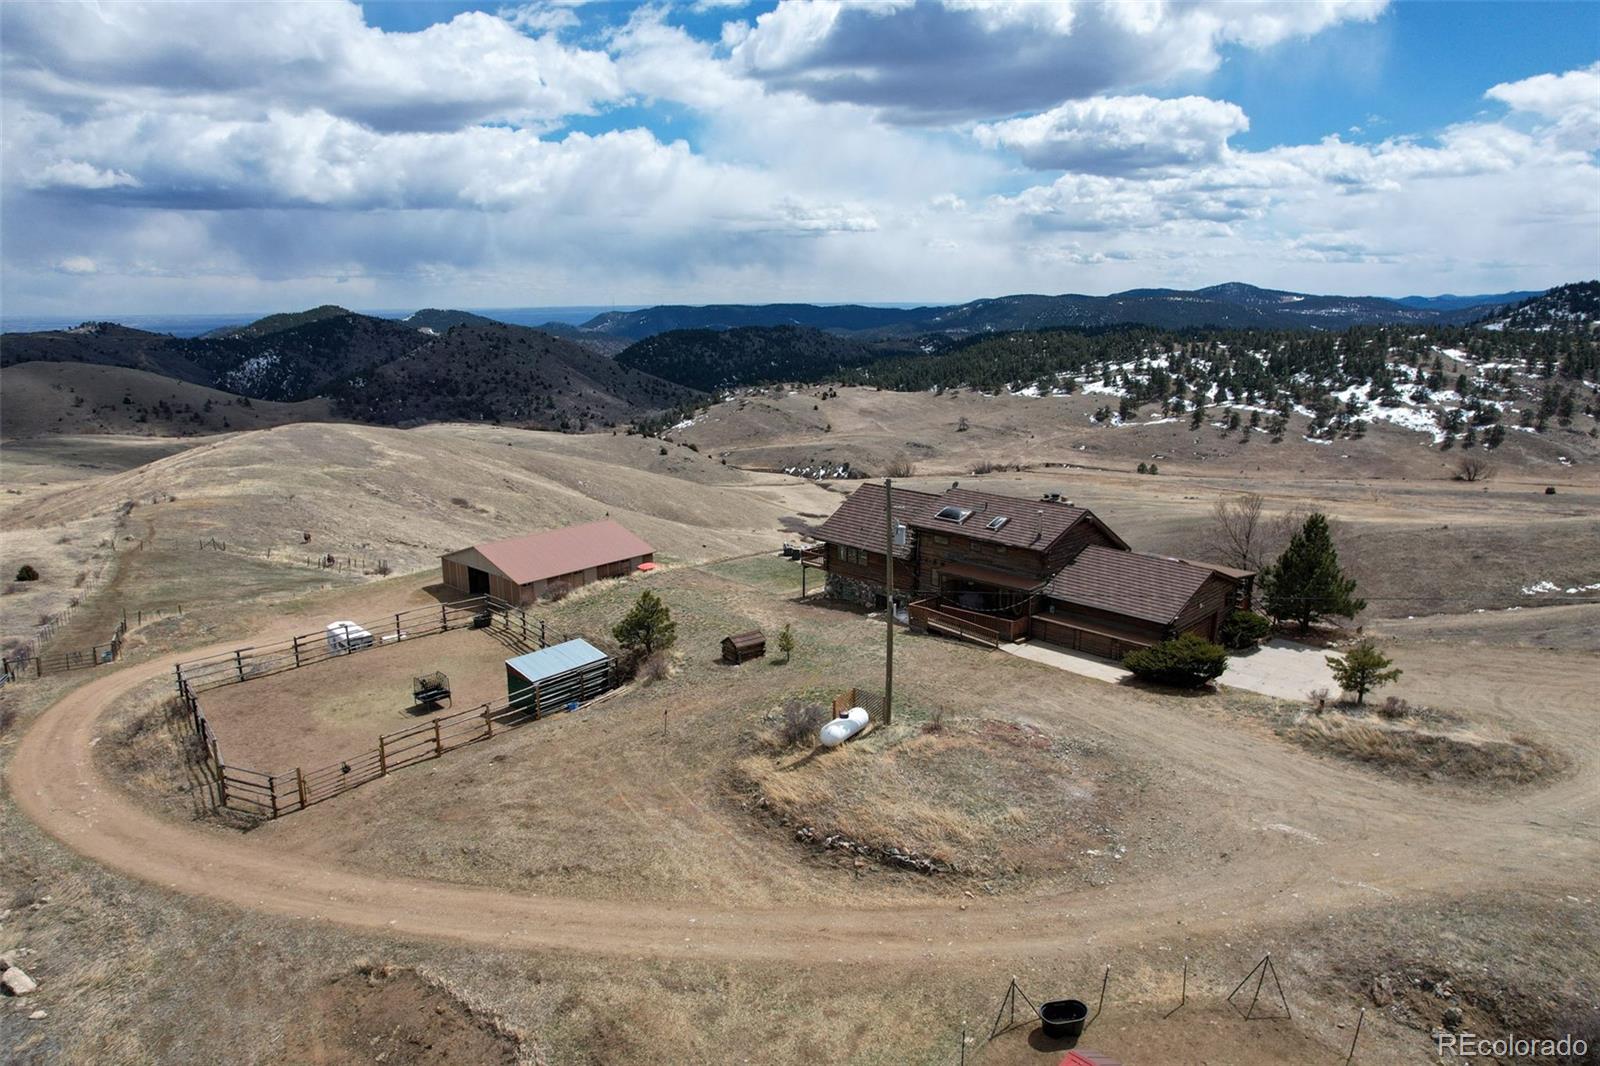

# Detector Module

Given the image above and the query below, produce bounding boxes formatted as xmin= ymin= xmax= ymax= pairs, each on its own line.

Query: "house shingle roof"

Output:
xmin=915 ymin=487 xmax=1099 ymax=550
xmin=812 ymin=482 xmax=943 ymax=559
xmin=1043 ymin=545 xmax=1215 ymax=625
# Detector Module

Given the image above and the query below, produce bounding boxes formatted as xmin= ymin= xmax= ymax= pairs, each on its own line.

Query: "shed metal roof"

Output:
xmin=446 ymin=520 xmax=653 ymax=586
xmin=505 ymin=638 xmax=610 ymax=684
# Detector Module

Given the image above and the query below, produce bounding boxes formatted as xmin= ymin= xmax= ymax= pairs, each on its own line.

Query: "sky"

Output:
xmin=1 ymin=0 xmax=1596 ymax=315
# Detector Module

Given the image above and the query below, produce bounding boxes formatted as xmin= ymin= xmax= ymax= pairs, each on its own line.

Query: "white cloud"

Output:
xmin=975 ymin=95 xmax=1250 ymax=174
xmin=0 ymin=2 xmax=1593 ymax=313
xmin=31 ymin=160 xmax=139 ymax=191
xmin=0 ymin=1 xmax=622 ymax=132
xmin=1486 ymin=61 xmax=1600 ymax=150
xmin=728 ymin=0 xmax=1386 ymax=123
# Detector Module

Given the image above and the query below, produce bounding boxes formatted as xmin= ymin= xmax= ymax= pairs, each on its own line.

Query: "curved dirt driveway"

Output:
xmin=10 ymin=636 xmax=1600 ymax=965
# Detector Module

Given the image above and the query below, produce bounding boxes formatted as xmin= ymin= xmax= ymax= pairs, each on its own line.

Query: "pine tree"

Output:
xmin=1326 ymin=640 xmax=1401 ymax=704
xmin=1260 ymin=513 xmax=1365 ymax=633
xmin=612 ymin=590 xmax=677 ymax=656
xmin=777 ymin=623 xmax=795 ymax=663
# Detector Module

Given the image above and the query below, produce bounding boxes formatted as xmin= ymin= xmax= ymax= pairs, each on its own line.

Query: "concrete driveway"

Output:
xmin=1003 ymin=636 xmax=1336 ymax=702
xmin=1221 ymin=639 xmax=1339 ymax=700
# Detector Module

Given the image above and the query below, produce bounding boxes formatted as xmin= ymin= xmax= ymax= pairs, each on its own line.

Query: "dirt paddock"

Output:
xmin=198 ymin=626 xmax=531 ymax=773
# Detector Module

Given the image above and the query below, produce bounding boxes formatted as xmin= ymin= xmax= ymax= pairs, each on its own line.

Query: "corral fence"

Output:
xmin=181 ymin=658 xmax=616 ymax=817
xmin=4 ymin=614 xmax=129 ymax=681
xmin=171 ymin=594 xmax=615 ymax=818
xmin=173 ymin=595 xmax=539 ymax=694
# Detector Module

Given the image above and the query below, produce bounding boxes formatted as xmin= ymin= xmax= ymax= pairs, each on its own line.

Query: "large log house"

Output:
xmin=806 ymin=482 xmax=1253 ymax=658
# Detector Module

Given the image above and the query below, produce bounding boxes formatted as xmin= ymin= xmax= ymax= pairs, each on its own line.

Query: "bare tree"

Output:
xmin=1206 ymin=492 xmax=1267 ymax=571
xmin=882 ymin=456 xmax=915 ymax=478
xmin=1455 ymin=455 xmax=1494 ymax=483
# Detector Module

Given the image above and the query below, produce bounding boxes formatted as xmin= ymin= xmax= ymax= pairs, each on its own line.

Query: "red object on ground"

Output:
xmin=635 ymin=562 xmax=658 ymax=572
xmin=1060 ymin=1052 xmax=1122 ymax=1066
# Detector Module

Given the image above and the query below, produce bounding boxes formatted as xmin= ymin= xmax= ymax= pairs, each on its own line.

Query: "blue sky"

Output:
xmin=1 ymin=1 xmax=1595 ymax=314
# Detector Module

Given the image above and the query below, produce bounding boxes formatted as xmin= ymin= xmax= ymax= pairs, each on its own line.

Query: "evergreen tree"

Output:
xmin=1260 ymin=513 xmax=1365 ymax=633
xmin=777 ymin=623 xmax=795 ymax=663
xmin=612 ymin=590 xmax=677 ymax=656
xmin=1326 ymin=640 xmax=1401 ymax=704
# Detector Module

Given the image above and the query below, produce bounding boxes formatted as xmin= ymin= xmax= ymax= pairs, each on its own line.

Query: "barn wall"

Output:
xmin=440 ymin=557 xmax=472 ymax=595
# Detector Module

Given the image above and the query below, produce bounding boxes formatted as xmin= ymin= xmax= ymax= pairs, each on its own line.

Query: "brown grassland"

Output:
xmin=3 ymin=390 xmax=1598 ymax=1064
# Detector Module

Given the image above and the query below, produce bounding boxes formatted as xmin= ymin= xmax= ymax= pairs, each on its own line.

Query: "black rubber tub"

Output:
xmin=1039 ymin=998 xmax=1088 ymax=1041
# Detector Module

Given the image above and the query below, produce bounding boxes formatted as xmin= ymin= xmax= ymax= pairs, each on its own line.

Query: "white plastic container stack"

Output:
xmin=820 ymin=707 xmax=869 ymax=748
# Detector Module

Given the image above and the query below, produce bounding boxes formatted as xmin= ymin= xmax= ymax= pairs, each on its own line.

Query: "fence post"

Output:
xmin=440 ymin=604 xmax=448 ymax=632
xmin=483 ymin=705 xmax=493 ymax=738
xmin=296 ymin=767 xmax=308 ymax=810
xmin=268 ymin=774 xmax=279 ymax=818
xmin=396 ymin=613 xmax=402 ymax=640
xmin=378 ymin=736 xmax=388 ymax=776
xmin=35 ymin=658 xmax=42 ymax=678
xmin=216 ymin=762 xmax=229 ymax=808
xmin=292 ymin=635 xmax=301 ymax=668
xmin=234 ymin=649 xmax=245 ymax=682
xmin=540 ymin=619 xmax=547 ymax=647
xmin=532 ymin=681 xmax=541 ymax=718
xmin=433 ymin=718 xmax=444 ymax=757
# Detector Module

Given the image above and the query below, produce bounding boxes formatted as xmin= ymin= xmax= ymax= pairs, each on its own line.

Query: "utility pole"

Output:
xmin=883 ymin=478 xmax=895 ymax=725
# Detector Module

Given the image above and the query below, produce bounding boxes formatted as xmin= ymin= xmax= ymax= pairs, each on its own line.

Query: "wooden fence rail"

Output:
xmin=171 ymin=593 xmax=616 ymax=818
xmin=183 ymin=655 xmax=616 ymax=818
xmin=173 ymin=595 xmax=537 ymax=694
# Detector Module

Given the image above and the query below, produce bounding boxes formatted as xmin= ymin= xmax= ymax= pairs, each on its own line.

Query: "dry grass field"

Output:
xmin=4 ymin=410 xmax=1598 ymax=1065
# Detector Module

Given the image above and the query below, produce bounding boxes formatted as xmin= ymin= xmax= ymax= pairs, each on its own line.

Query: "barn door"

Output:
xmin=467 ymin=567 xmax=490 ymax=595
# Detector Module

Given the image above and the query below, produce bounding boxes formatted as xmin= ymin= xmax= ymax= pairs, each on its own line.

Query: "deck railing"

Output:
xmin=908 ymin=598 xmax=1028 ymax=646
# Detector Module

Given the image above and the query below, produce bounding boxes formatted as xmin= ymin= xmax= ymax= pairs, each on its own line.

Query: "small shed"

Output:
xmin=505 ymin=639 xmax=613 ymax=716
xmin=721 ymin=630 xmax=766 ymax=664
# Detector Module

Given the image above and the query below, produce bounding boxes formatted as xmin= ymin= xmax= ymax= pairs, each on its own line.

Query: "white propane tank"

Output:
xmin=819 ymin=707 xmax=869 ymax=747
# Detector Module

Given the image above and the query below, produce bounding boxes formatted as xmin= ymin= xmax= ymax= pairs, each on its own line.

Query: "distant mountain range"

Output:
xmin=4 ymin=281 xmax=1590 ymax=437
xmin=559 ymin=282 xmax=1545 ymax=339
xmin=0 ymin=309 xmax=699 ymax=433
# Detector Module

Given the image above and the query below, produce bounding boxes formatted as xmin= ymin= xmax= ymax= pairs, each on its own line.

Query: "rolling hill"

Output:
xmin=326 ymin=322 xmax=702 ymax=429
xmin=1480 ymin=281 xmax=1600 ymax=333
xmin=1 ymin=311 xmax=701 ymax=434
xmin=615 ymin=325 xmax=906 ymax=392
xmin=0 ymin=362 xmax=331 ymax=439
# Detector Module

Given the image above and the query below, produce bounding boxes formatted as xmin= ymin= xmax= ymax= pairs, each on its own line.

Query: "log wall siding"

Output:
xmin=919 ymin=532 xmax=1051 ymax=586
xmin=1174 ymin=573 xmax=1236 ymax=640
xmin=827 ymin=546 xmax=915 ymax=592
xmin=1043 ymin=521 xmax=1124 ymax=574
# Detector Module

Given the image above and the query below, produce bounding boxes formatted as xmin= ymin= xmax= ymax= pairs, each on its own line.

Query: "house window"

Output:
xmin=835 ymin=545 xmax=846 ymax=561
xmin=933 ymin=534 xmax=949 ymax=545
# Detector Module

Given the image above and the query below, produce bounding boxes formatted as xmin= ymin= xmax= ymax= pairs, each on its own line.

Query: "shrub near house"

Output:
xmin=1123 ymin=633 xmax=1229 ymax=689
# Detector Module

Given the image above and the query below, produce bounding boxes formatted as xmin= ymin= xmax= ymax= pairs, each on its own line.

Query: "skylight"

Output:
xmin=935 ymin=506 xmax=973 ymax=523
xmin=986 ymin=515 xmax=1009 ymax=530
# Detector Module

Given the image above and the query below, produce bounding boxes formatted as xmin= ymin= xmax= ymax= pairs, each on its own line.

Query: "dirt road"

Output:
xmin=10 ymin=622 xmax=1598 ymax=969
